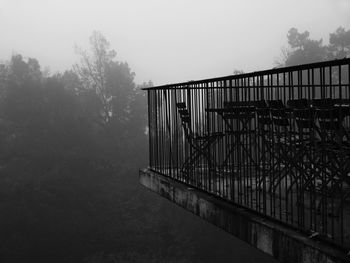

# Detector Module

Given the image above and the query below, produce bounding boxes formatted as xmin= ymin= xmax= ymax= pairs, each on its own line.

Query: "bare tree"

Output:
xmin=74 ymin=31 xmax=117 ymax=125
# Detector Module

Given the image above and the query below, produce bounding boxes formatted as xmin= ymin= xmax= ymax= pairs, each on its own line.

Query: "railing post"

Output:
xmin=143 ymin=58 xmax=350 ymax=249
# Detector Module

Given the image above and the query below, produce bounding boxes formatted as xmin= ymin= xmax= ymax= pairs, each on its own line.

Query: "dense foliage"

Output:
xmin=0 ymin=34 xmax=153 ymax=262
xmin=0 ymin=33 xmax=274 ymax=263
xmin=278 ymin=26 xmax=350 ymax=66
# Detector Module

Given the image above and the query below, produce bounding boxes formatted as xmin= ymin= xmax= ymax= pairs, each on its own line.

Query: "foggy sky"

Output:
xmin=0 ymin=0 xmax=349 ymax=85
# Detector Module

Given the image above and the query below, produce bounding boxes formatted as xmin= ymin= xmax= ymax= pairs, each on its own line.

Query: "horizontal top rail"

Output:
xmin=142 ymin=58 xmax=350 ymax=90
xmin=146 ymin=57 xmax=350 ymax=249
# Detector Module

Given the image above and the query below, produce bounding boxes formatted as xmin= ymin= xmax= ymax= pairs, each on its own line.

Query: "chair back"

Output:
xmin=176 ymin=102 xmax=193 ymax=138
xmin=267 ymin=100 xmax=285 ymax=109
xmin=293 ymin=108 xmax=316 ymax=133
xmin=312 ymin=98 xmax=335 ymax=108
xmin=288 ymin=99 xmax=309 ymax=109
xmin=271 ymin=108 xmax=289 ymax=127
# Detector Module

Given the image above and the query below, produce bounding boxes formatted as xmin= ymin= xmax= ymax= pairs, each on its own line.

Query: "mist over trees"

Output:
xmin=0 ymin=26 xmax=349 ymax=262
xmin=0 ymin=32 xmax=154 ymax=262
xmin=74 ymin=31 xmax=136 ymax=126
xmin=0 ymin=44 xmax=148 ymax=168
xmin=0 ymin=34 xmax=243 ymax=263
xmin=278 ymin=26 xmax=350 ymax=66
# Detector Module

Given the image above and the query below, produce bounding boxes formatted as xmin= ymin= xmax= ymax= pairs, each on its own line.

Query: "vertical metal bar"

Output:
xmin=145 ymin=59 xmax=350 ymax=249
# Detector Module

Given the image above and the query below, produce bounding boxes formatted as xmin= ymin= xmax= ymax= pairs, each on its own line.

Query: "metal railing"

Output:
xmin=144 ymin=58 xmax=350 ymax=249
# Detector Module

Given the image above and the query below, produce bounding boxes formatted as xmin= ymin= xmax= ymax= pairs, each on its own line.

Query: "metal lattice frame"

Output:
xmin=145 ymin=58 xmax=350 ymax=249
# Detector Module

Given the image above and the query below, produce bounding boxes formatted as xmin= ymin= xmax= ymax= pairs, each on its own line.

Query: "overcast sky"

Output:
xmin=0 ymin=0 xmax=349 ymax=85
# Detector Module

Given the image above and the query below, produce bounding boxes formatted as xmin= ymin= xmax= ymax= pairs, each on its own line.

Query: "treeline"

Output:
xmin=0 ymin=27 xmax=349 ymax=263
xmin=0 ymin=32 xmax=152 ymax=262
xmin=0 ymin=31 xmax=149 ymax=170
xmin=279 ymin=26 xmax=350 ymax=66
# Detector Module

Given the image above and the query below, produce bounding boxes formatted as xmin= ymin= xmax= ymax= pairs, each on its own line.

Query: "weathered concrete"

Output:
xmin=139 ymin=168 xmax=350 ymax=263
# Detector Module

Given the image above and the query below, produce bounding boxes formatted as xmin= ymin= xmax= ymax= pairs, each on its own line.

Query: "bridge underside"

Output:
xmin=139 ymin=168 xmax=349 ymax=263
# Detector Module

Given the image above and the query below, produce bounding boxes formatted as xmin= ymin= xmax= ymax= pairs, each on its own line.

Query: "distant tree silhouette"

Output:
xmin=74 ymin=31 xmax=135 ymax=127
xmin=284 ymin=28 xmax=326 ymax=66
xmin=0 ymin=50 xmax=151 ymax=262
xmin=277 ymin=27 xmax=350 ymax=67
xmin=328 ymin=27 xmax=350 ymax=59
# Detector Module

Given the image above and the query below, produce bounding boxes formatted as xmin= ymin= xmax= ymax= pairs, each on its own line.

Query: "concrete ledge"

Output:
xmin=139 ymin=168 xmax=350 ymax=263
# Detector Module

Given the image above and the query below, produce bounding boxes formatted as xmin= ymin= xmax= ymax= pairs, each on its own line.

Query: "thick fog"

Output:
xmin=0 ymin=1 xmax=350 ymax=263
xmin=0 ymin=0 xmax=349 ymax=85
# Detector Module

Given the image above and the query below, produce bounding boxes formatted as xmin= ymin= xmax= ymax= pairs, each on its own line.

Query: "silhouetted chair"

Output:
xmin=313 ymin=106 xmax=350 ymax=213
xmin=268 ymin=105 xmax=307 ymax=194
xmin=220 ymin=101 xmax=256 ymax=169
xmin=287 ymin=99 xmax=309 ymax=109
xmin=312 ymin=98 xmax=335 ymax=108
xmin=267 ymin=99 xmax=285 ymax=109
xmin=292 ymin=108 xmax=320 ymax=192
xmin=176 ymin=102 xmax=222 ymax=178
xmin=255 ymin=100 xmax=273 ymax=191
